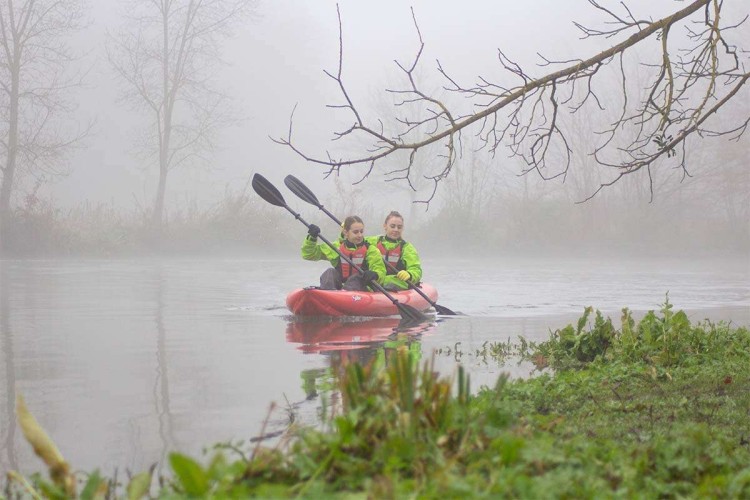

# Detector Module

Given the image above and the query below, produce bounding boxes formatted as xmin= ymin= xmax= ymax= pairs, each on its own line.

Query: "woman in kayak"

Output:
xmin=366 ymin=211 xmax=423 ymax=291
xmin=302 ymin=215 xmax=386 ymax=291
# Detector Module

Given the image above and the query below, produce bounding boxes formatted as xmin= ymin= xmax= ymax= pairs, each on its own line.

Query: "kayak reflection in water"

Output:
xmin=250 ymin=319 xmax=431 ymax=443
xmin=287 ymin=317 xmax=409 ymax=352
xmin=367 ymin=211 xmax=423 ymax=291
xmin=289 ymin=317 xmax=435 ymax=400
xmin=302 ymin=215 xmax=386 ymax=292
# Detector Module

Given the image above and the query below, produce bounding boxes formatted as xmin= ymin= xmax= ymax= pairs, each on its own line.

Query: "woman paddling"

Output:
xmin=366 ymin=211 xmax=423 ymax=291
xmin=303 ymin=215 xmax=385 ymax=291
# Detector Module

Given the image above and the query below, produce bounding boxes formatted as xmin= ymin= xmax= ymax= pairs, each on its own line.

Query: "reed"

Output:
xmin=5 ymin=303 xmax=750 ymax=498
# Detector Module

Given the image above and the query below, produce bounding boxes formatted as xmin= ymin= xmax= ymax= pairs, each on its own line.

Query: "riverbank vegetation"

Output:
xmin=5 ymin=299 xmax=749 ymax=498
xmin=3 ymin=171 xmax=748 ymax=259
xmin=1 ymin=188 xmax=298 ymax=258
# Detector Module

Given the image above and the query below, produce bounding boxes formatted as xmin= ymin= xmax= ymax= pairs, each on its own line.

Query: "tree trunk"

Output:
xmin=152 ymin=97 xmax=174 ymax=237
xmin=152 ymin=162 xmax=168 ymax=232
xmin=0 ymin=64 xmax=21 ymax=250
xmin=151 ymin=5 xmax=173 ymax=237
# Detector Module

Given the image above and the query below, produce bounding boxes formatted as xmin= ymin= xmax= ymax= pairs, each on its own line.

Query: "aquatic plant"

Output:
xmin=5 ymin=302 xmax=750 ymax=498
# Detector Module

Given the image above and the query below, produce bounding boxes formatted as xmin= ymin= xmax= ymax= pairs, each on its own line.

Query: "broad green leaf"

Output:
xmin=127 ymin=471 xmax=153 ymax=500
xmin=80 ymin=470 xmax=104 ymax=500
xmin=169 ymin=453 xmax=209 ymax=496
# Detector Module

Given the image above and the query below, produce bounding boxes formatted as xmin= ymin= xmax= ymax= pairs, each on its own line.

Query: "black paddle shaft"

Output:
xmin=282 ymin=205 xmax=402 ymax=304
xmin=252 ymin=174 xmax=429 ymax=322
xmin=284 ymin=174 xmax=459 ymax=316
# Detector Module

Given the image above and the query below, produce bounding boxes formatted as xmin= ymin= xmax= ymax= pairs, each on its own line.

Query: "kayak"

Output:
xmin=286 ymin=283 xmax=438 ymax=317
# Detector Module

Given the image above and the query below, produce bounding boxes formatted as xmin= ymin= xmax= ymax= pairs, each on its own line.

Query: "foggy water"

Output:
xmin=1 ymin=256 xmax=748 ymax=476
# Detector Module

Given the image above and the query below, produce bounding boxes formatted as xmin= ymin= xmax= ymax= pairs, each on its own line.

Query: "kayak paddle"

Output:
xmin=284 ymin=174 xmax=460 ymax=316
xmin=252 ymin=173 xmax=431 ymax=323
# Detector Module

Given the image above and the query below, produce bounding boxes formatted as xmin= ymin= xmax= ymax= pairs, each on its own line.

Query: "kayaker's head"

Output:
xmin=383 ymin=211 xmax=404 ymax=241
xmin=342 ymin=215 xmax=365 ymax=245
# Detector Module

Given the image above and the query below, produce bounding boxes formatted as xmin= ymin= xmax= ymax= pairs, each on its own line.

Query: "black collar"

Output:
xmin=343 ymin=240 xmax=364 ymax=249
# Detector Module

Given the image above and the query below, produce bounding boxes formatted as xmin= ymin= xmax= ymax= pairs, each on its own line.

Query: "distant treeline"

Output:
xmin=1 ymin=179 xmax=747 ymax=259
xmin=416 ymin=194 xmax=749 ymax=258
xmin=0 ymin=189 xmax=299 ymax=258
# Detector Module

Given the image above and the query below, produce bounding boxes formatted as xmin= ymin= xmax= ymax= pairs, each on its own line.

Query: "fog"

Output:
xmin=2 ymin=0 xmax=749 ymax=257
xmin=2 ymin=0 xmax=750 ymax=479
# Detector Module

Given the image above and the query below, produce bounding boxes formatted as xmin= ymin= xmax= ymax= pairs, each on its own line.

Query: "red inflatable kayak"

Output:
xmin=286 ymin=283 xmax=438 ymax=317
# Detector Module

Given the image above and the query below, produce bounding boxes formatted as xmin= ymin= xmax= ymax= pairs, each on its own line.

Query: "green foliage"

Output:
xmin=6 ymin=303 xmax=750 ymax=498
xmin=284 ymin=349 xmax=476 ymax=492
xmin=619 ymin=297 xmax=693 ymax=365
xmin=125 ymin=470 xmax=152 ymax=500
xmin=526 ymin=295 xmax=750 ymax=373
xmin=79 ymin=470 xmax=105 ymax=500
xmin=543 ymin=306 xmax=616 ymax=366
xmin=469 ymin=339 xmax=515 ymax=365
xmin=27 ymin=472 xmax=67 ymax=500
xmin=168 ymin=453 xmax=209 ymax=496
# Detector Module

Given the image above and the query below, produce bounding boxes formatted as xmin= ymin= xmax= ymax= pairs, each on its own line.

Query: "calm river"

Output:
xmin=1 ymin=256 xmax=748 ymax=476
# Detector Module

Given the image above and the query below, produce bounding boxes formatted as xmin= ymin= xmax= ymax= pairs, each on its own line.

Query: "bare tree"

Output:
xmin=0 ymin=0 xmax=88 ymax=247
xmin=107 ymin=0 xmax=257 ymax=233
xmin=276 ymin=0 xmax=750 ymax=203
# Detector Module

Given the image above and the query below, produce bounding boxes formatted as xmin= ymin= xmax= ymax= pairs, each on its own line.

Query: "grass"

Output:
xmin=5 ymin=299 xmax=750 ymax=498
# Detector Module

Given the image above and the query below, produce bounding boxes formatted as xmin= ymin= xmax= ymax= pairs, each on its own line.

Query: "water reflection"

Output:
xmin=152 ymin=265 xmax=176 ymax=474
xmin=286 ymin=317 xmax=435 ymax=354
xmin=1 ymin=264 xmax=18 ymax=473
xmin=286 ymin=317 xmax=436 ymax=406
xmin=0 ymin=258 xmax=745 ymax=471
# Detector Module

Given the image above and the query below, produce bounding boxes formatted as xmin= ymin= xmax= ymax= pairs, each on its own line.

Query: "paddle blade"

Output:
xmin=434 ymin=303 xmax=460 ymax=316
xmin=284 ymin=175 xmax=322 ymax=207
xmin=252 ymin=174 xmax=287 ymax=207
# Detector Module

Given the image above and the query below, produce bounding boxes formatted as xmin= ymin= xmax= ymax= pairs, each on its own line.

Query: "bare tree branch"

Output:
xmin=277 ymin=0 xmax=750 ymax=204
xmin=0 ymin=0 xmax=88 ymax=242
xmin=107 ymin=0 xmax=257 ymax=231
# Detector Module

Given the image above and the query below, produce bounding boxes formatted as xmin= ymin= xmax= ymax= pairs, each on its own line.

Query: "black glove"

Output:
xmin=362 ymin=270 xmax=378 ymax=284
xmin=307 ymin=224 xmax=320 ymax=240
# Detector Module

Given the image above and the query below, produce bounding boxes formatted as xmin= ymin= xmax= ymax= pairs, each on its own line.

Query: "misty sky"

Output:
xmin=43 ymin=0 xmax=746 ymax=217
xmin=45 ymin=1 xmax=597 ymax=206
